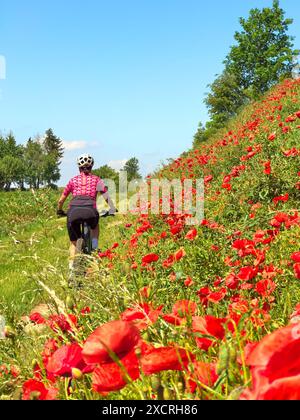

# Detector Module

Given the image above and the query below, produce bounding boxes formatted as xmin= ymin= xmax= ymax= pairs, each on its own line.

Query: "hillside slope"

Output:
xmin=0 ymin=79 xmax=300 ymax=400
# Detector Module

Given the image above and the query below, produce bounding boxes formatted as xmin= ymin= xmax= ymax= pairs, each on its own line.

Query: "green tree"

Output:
xmin=93 ymin=165 xmax=120 ymax=188
xmin=226 ymin=0 xmax=299 ymax=99
xmin=42 ymin=129 xmax=64 ymax=186
xmin=122 ymin=158 xmax=142 ymax=182
xmin=205 ymin=71 xmax=248 ymax=127
xmin=43 ymin=129 xmax=64 ymax=160
xmin=0 ymin=133 xmax=25 ymax=190
xmin=24 ymin=138 xmax=45 ymax=189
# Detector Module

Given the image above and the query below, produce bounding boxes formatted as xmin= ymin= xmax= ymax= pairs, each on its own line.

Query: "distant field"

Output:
xmin=0 ymin=189 xmax=122 ymax=317
xmin=0 ymin=189 xmax=59 ymax=238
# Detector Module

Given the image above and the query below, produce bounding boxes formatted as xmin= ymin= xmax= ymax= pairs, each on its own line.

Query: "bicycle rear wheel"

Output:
xmin=69 ymin=222 xmax=92 ymax=288
xmin=82 ymin=222 xmax=92 ymax=255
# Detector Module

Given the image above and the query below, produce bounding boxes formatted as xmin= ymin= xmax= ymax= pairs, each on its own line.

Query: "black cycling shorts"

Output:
xmin=67 ymin=207 xmax=99 ymax=242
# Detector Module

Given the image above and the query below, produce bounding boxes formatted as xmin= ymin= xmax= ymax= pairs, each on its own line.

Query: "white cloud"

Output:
xmin=108 ymin=159 xmax=128 ymax=172
xmin=63 ymin=141 xmax=88 ymax=151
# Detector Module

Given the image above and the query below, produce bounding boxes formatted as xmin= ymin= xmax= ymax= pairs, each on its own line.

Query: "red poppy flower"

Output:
xmin=142 ymin=254 xmax=159 ymax=265
xmin=162 ymin=255 xmax=175 ymax=268
xmin=192 ymin=316 xmax=226 ymax=351
xmin=48 ymin=314 xmax=77 ymax=333
xmin=46 ymin=344 xmax=86 ymax=377
xmin=232 ymin=239 xmax=255 ymax=257
xmin=162 ymin=314 xmax=184 ymax=326
xmin=81 ymin=307 xmax=91 ymax=315
xmin=10 ymin=365 xmax=20 ymax=378
xmin=222 ymin=183 xmax=232 ymax=191
xmin=241 ymin=323 xmax=300 ymax=400
xmin=82 ymin=320 xmax=140 ymax=365
xmin=294 ymin=264 xmax=300 ymax=280
xmin=121 ymin=304 xmax=162 ymax=330
xmin=139 ymin=286 xmax=150 ymax=299
xmin=185 ymin=229 xmax=198 ymax=241
xmin=268 ymin=133 xmax=277 ymax=141
xmin=41 ymin=339 xmax=59 ymax=380
xmin=204 ymin=175 xmax=213 ymax=184
xmin=291 ymin=252 xmax=300 ymax=263
xmin=263 ymin=161 xmax=271 ymax=175
xmin=237 ymin=266 xmax=259 ymax=282
xmin=225 ymin=274 xmax=240 ymax=290
xmin=172 ymin=300 xmax=198 ymax=318
xmin=207 ymin=288 xmax=227 ymax=304
xmin=197 ymin=287 xmax=211 ymax=307
xmin=184 ymin=277 xmax=194 ymax=287
xmin=22 ymin=379 xmax=58 ymax=401
xmin=273 ymin=194 xmax=289 ymax=204
xmin=255 ymin=279 xmax=277 ymax=298
xmin=29 ymin=313 xmax=47 ymax=325
xmin=283 ymin=148 xmax=299 ymax=157
xmin=291 ymin=304 xmax=300 ymax=321
xmin=174 ymin=248 xmax=186 ymax=261
xmin=170 ymin=225 xmax=183 ymax=236
xmin=92 ymin=350 xmax=140 ymax=394
xmin=140 ymin=347 xmax=191 ymax=375
xmin=186 ymin=362 xmax=218 ymax=393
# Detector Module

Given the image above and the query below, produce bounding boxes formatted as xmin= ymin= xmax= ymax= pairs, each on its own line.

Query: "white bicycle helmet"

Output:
xmin=77 ymin=154 xmax=95 ymax=168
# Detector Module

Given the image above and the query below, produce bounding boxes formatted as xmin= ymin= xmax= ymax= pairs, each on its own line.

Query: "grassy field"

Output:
xmin=0 ymin=190 xmax=124 ymax=318
xmin=0 ymin=79 xmax=300 ymax=400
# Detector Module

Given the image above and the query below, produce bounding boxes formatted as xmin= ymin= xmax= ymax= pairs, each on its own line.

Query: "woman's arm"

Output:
xmin=58 ymin=193 xmax=68 ymax=211
xmin=58 ymin=180 xmax=72 ymax=211
xmin=101 ymin=190 xmax=117 ymax=212
xmin=96 ymin=180 xmax=117 ymax=212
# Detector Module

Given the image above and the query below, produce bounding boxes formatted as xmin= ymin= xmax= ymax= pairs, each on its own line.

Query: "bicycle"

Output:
xmin=79 ymin=209 xmax=116 ymax=255
xmin=58 ymin=208 xmax=117 ymax=287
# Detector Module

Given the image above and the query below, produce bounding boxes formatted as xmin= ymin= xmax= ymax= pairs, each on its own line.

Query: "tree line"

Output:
xmin=0 ymin=127 xmax=142 ymax=192
xmin=0 ymin=129 xmax=64 ymax=191
xmin=193 ymin=0 xmax=299 ymax=147
xmin=93 ymin=157 xmax=142 ymax=188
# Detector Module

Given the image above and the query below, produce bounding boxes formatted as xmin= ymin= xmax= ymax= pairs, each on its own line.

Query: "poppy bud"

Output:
xmin=30 ymin=391 xmax=41 ymax=401
xmin=4 ymin=326 xmax=16 ymax=339
xmin=72 ymin=368 xmax=83 ymax=381
xmin=227 ymin=387 xmax=244 ymax=400
xmin=66 ymin=296 xmax=75 ymax=310
xmin=142 ymin=332 xmax=150 ymax=342
xmin=163 ymin=387 xmax=171 ymax=401
xmin=135 ymin=347 xmax=142 ymax=359
xmin=151 ymin=376 xmax=161 ymax=392
xmin=228 ymin=369 xmax=237 ymax=386
xmin=31 ymin=359 xmax=39 ymax=370
xmin=229 ymin=344 xmax=237 ymax=364
xmin=122 ymin=262 xmax=131 ymax=274
xmin=177 ymin=381 xmax=185 ymax=393
xmin=217 ymin=344 xmax=230 ymax=375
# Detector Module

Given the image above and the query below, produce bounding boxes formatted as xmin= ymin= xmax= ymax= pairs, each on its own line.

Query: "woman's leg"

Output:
xmin=69 ymin=241 xmax=77 ymax=269
xmin=91 ymin=224 xmax=99 ymax=240
xmin=91 ymin=224 xmax=99 ymax=250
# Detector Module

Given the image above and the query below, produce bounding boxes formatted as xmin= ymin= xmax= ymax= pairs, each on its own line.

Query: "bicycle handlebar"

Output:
xmin=57 ymin=210 xmax=67 ymax=218
xmin=57 ymin=209 xmax=118 ymax=219
xmin=99 ymin=209 xmax=119 ymax=218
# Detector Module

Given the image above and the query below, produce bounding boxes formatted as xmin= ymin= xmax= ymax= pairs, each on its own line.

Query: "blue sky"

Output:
xmin=1 ymin=0 xmax=299 ymax=185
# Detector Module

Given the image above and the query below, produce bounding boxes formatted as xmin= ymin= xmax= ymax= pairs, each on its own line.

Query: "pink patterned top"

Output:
xmin=63 ymin=173 xmax=106 ymax=208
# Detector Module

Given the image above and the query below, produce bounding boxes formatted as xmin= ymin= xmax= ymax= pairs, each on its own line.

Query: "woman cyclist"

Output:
xmin=57 ymin=154 xmax=117 ymax=270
